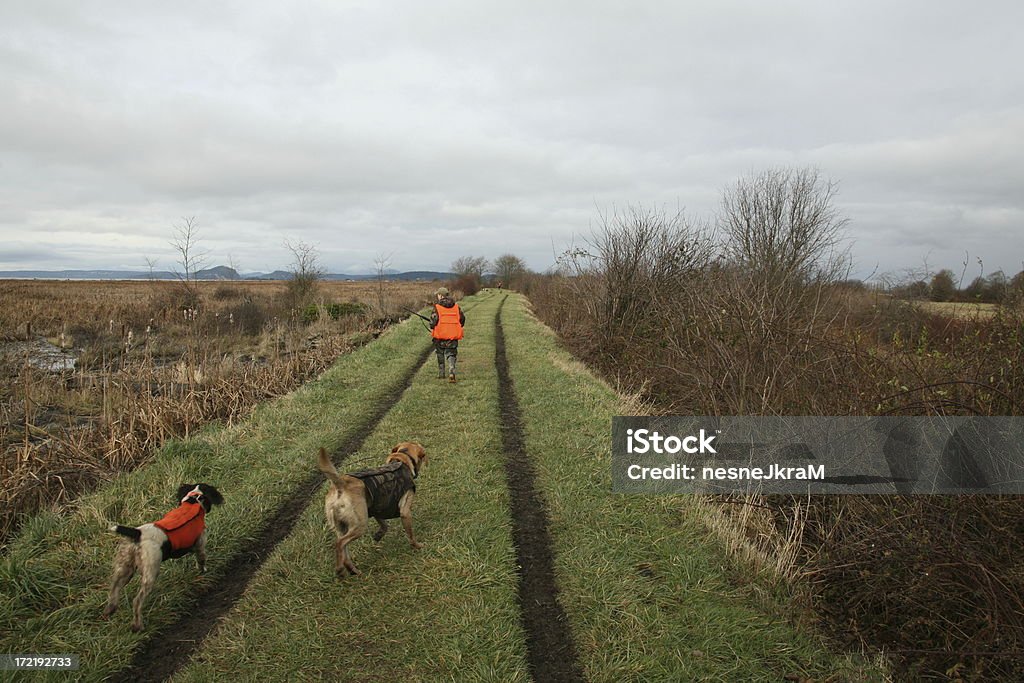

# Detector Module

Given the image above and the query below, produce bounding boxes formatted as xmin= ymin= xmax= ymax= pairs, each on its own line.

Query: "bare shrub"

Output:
xmin=229 ymin=299 xmax=269 ymax=336
xmin=798 ymin=493 xmax=1024 ymax=680
xmin=544 ymin=186 xmax=854 ymax=414
xmin=450 ymin=273 xmax=481 ymax=296
xmin=720 ymin=167 xmax=850 ymax=288
xmin=551 ymin=204 xmax=715 ymax=369
xmin=527 ymin=168 xmax=1024 ymax=678
xmin=213 ymin=284 xmax=243 ymax=301
xmin=284 ymin=240 xmax=323 ymax=312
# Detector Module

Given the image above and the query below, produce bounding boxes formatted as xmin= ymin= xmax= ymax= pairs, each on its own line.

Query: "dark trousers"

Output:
xmin=434 ymin=341 xmax=458 ymax=376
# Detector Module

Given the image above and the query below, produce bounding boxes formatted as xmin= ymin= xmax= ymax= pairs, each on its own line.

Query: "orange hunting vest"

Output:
xmin=153 ymin=502 xmax=206 ymax=551
xmin=432 ymin=303 xmax=463 ymax=341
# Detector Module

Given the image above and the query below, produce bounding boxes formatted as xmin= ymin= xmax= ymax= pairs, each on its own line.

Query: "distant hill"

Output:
xmin=196 ymin=266 xmax=241 ymax=280
xmin=320 ymin=271 xmax=452 ymax=282
xmin=0 ymin=267 xmax=241 ymax=280
xmin=0 ymin=266 xmax=452 ymax=281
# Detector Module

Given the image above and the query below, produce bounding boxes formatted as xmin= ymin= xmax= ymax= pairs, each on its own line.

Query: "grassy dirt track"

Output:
xmin=1 ymin=291 xmax=884 ymax=682
xmin=169 ymin=290 xmax=531 ymax=682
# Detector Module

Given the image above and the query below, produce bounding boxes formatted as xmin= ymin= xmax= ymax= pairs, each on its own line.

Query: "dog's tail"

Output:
xmin=317 ymin=447 xmax=346 ymax=487
xmin=110 ymin=524 xmax=142 ymax=542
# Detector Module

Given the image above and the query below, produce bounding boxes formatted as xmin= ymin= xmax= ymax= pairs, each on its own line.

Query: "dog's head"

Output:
xmin=386 ymin=442 xmax=427 ymax=478
xmin=175 ymin=483 xmax=225 ymax=512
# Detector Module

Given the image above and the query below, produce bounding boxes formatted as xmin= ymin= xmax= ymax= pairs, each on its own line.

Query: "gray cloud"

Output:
xmin=1 ymin=1 xmax=1022 ymax=279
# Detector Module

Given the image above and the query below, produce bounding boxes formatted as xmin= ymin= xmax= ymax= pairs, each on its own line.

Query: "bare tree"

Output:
xmin=284 ymin=239 xmax=323 ymax=311
xmin=451 ymin=256 xmax=490 ymax=280
xmin=227 ymin=252 xmax=242 ymax=278
xmin=170 ymin=216 xmax=207 ymax=307
xmin=374 ymin=251 xmax=393 ymax=316
xmin=493 ymin=253 xmax=528 ymax=289
xmin=143 ymin=256 xmax=158 ymax=280
xmin=719 ymin=167 xmax=850 ymax=286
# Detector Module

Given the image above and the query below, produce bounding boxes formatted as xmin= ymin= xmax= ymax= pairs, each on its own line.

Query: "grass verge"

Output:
xmin=499 ymin=293 xmax=887 ymax=682
xmin=0 ymin=312 xmax=435 ymax=681
xmin=170 ymin=289 xmax=532 ymax=682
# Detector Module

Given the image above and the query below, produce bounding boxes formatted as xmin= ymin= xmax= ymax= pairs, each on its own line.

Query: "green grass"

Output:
xmin=171 ymin=289 xmax=530 ymax=682
xmin=498 ymin=294 xmax=886 ymax=682
xmin=0 ymin=310 xmax=437 ymax=680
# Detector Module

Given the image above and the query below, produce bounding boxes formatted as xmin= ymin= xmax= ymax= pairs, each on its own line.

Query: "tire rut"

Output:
xmin=494 ymin=295 xmax=586 ymax=683
xmin=113 ymin=343 xmax=433 ymax=683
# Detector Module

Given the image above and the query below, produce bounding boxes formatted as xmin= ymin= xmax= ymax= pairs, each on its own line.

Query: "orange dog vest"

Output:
xmin=153 ymin=502 xmax=206 ymax=551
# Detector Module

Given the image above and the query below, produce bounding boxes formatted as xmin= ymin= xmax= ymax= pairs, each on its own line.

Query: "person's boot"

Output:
xmin=448 ymin=372 xmax=456 ymax=383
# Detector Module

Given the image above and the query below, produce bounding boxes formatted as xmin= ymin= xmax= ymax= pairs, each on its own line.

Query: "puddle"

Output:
xmin=1 ymin=338 xmax=79 ymax=372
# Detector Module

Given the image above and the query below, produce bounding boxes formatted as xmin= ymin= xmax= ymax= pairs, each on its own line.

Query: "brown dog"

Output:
xmin=317 ymin=442 xmax=427 ymax=577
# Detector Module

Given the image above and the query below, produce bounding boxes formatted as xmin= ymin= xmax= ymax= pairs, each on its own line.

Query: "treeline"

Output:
xmin=893 ymin=268 xmax=1024 ymax=303
xmin=446 ymin=254 xmax=529 ymax=295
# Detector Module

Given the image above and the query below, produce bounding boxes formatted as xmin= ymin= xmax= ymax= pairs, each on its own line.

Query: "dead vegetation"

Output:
xmin=0 ymin=278 xmax=438 ymax=546
xmin=525 ymin=168 xmax=1024 ymax=680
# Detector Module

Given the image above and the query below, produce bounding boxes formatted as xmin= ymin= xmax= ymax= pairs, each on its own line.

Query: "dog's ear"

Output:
xmin=200 ymin=484 xmax=224 ymax=506
xmin=176 ymin=484 xmax=196 ymax=502
xmin=392 ymin=442 xmax=426 ymax=458
xmin=407 ymin=443 xmax=426 ymax=462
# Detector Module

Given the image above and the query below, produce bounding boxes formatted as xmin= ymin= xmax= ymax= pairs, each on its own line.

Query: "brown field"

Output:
xmin=0 ymin=277 xmax=442 ymax=544
xmin=917 ymin=300 xmax=1001 ymax=319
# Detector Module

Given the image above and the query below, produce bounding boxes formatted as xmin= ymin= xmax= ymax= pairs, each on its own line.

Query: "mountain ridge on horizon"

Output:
xmin=0 ymin=265 xmax=453 ymax=281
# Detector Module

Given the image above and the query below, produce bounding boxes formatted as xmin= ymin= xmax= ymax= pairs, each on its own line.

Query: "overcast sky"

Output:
xmin=2 ymin=1 xmax=1022 ymax=280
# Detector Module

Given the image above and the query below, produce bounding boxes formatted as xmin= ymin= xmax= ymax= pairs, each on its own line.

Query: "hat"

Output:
xmin=435 ymin=287 xmax=450 ymax=297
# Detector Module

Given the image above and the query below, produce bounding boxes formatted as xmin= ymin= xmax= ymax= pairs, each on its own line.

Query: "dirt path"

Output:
xmin=113 ymin=344 xmax=433 ymax=683
xmin=494 ymin=296 xmax=586 ymax=683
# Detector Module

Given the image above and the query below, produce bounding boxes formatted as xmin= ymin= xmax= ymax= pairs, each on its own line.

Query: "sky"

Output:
xmin=1 ymin=1 xmax=1022 ymax=281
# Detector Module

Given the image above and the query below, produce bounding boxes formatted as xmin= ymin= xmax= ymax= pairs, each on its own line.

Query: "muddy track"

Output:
xmin=114 ymin=344 xmax=434 ymax=683
xmin=494 ymin=296 xmax=586 ymax=683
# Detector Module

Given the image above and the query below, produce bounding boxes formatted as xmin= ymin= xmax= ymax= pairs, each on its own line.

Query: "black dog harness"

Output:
xmin=348 ymin=461 xmax=416 ymax=519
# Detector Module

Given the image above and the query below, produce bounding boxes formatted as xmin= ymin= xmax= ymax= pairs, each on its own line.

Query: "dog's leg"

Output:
xmin=130 ymin=543 xmax=162 ymax=632
xmin=194 ymin=530 xmax=207 ymax=574
xmin=398 ymin=491 xmax=424 ymax=549
xmin=334 ymin=518 xmax=367 ymax=577
xmin=334 ymin=536 xmax=347 ymax=575
xmin=341 ymin=543 xmax=359 ymax=576
xmin=331 ymin=511 xmax=368 ymax=577
xmin=103 ymin=543 xmax=136 ymax=618
xmin=372 ymin=517 xmax=388 ymax=542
